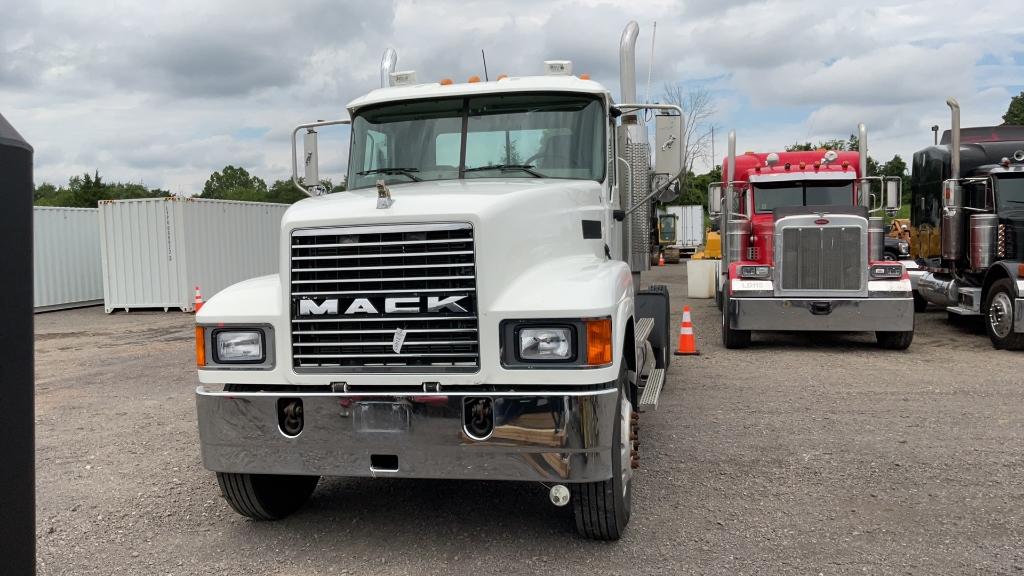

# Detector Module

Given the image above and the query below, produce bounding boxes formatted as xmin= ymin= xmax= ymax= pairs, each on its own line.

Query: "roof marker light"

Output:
xmin=841 ymin=160 xmax=849 ymax=169
xmin=784 ymin=162 xmax=791 ymax=171
xmin=467 ymin=75 xmax=480 ymax=83
xmin=1002 ymin=157 xmax=1011 ymax=167
xmin=579 ymin=73 xmax=590 ymax=80
xmin=497 ymin=73 xmax=508 ymax=80
xmin=544 ymin=60 xmax=573 ymax=76
xmin=799 ymin=161 xmax=806 ymax=169
xmin=439 ymin=78 xmax=454 ymax=86
xmin=389 ymin=71 xmax=418 ymax=86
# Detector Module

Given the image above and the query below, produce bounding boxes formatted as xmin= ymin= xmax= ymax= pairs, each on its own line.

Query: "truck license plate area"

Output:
xmin=354 ymin=401 xmax=411 ymax=433
xmin=809 ymin=301 xmax=833 ymax=315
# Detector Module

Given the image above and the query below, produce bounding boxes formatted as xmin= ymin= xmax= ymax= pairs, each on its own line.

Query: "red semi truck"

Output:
xmin=709 ymin=126 xmax=914 ymax=349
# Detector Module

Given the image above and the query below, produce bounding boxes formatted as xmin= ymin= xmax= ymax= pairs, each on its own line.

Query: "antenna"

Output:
xmin=481 ymin=50 xmax=489 ymax=82
xmin=644 ymin=20 xmax=656 ymax=105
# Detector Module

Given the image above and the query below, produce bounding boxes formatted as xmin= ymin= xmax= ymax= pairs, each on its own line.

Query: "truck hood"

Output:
xmin=278 ymin=177 xmax=614 ymax=320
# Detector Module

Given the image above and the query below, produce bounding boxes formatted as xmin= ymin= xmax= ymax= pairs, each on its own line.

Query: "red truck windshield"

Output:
xmin=753 ymin=181 xmax=855 ymax=213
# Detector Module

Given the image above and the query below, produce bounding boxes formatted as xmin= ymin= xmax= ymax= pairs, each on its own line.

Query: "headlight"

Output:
xmin=214 ymin=330 xmax=265 ymax=363
xmin=518 ymin=327 xmax=573 ymax=361
xmin=738 ymin=265 xmax=771 ymax=279
xmin=899 ymin=241 xmax=910 ymax=254
xmin=870 ymin=264 xmax=903 ymax=279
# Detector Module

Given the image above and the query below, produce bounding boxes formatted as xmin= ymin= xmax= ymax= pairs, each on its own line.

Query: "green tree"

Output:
xmin=200 ymin=165 xmax=268 ymax=200
xmin=34 ymin=171 xmax=170 ymax=207
xmin=1002 ymin=91 xmax=1024 ymax=125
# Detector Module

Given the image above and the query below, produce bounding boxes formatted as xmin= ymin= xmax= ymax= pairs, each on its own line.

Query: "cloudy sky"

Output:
xmin=2 ymin=0 xmax=1022 ymax=194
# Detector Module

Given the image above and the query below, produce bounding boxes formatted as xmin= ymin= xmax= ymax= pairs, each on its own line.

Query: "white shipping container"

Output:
xmin=98 ymin=197 xmax=289 ymax=312
xmin=34 ymin=207 xmax=103 ymax=311
xmin=667 ymin=205 xmax=704 ymax=255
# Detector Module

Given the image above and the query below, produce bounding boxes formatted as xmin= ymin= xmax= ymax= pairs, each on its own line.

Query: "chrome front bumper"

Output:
xmin=728 ymin=297 xmax=915 ymax=332
xmin=195 ymin=386 xmax=618 ymax=483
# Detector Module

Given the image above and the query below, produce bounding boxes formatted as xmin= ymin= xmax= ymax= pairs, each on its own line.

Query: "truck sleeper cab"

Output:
xmin=710 ymin=127 xmax=914 ymax=349
xmin=194 ymin=21 xmax=680 ymax=541
xmin=908 ymin=98 xmax=1024 ymax=350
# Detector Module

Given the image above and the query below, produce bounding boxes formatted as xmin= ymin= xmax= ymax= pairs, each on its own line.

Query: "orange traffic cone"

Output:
xmin=658 ymin=252 xmax=665 ymax=267
xmin=673 ymin=305 xmax=699 ymax=356
xmin=194 ymin=285 xmax=204 ymax=313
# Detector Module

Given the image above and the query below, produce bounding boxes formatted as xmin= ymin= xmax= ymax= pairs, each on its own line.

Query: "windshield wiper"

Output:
xmin=463 ymin=164 xmax=545 ymax=178
xmin=356 ymin=167 xmax=422 ymax=181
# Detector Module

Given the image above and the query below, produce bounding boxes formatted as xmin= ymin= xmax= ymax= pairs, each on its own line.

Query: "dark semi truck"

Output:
xmin=907 ymin=98 xmax=1024 ymax=349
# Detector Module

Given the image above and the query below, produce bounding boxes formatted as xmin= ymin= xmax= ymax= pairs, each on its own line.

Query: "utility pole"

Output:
xmin=711 ymin=125 xmax=715 ymax=170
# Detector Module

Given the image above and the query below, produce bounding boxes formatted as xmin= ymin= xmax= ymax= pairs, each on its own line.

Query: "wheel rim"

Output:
xmin=883 ymin=253 xmax=896 ymax=261
xmin=989 ymin=292 xmax=1014 ymax=339
xmin=620 ymin=393 xmax=633 ymax=497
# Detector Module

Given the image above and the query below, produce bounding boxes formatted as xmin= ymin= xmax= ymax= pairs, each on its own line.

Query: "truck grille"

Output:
xmin=780 ymin=226 xmax=863 ymax=291
xmin=290 ymin=223 xmax=478 ymax=373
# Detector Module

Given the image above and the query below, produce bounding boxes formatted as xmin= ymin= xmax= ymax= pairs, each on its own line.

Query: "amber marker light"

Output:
xmin=195 ymin=326 xmax=206 ymax=367
xmin=586 ymin=319 xmax=613 ymax=366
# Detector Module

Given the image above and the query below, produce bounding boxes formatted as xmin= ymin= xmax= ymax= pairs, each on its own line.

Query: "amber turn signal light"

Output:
xmin=195 ymin=326 xmax=206 ymax=367
xmin=586 ymin=318 xmax=612 ymax=366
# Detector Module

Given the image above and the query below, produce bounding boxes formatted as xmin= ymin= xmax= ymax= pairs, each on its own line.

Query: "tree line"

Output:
xmin=33 ymin=91 xmax=1023 ymax=209
xmin=33 ymin=165 xmax=345 ymax=208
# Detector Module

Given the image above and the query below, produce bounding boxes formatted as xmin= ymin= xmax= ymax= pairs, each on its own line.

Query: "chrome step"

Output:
xmin=946 ymin=306 xmax=982 ymax=317
xmin=639 ymin=368 xmax=665 ymax=412
xmin=636 ymin=317 xmax=655 ymax=344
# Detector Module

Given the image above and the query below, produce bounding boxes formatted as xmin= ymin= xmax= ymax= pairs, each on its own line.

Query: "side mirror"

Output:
xmin=304 ymin=128 xmax=320 ymax=188
xmin=654 ymin=114 xmax=683 ymax=178
xmin=885 ymin=178 xmax=900 ymax=211
xmin=707 ymin=182 xmax=723 ymax=215
xmin=653 ymin=174 xmax=678 ymax=203
xmin=291 ymin=118 xmax=351 ymax=196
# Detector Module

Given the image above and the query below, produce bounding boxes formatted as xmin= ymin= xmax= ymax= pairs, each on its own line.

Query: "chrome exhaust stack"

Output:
xmin=859 ymin=123 xmax=884 ymax=260
xmin=619 ymin=21 xmax=639 ymax=123
xmin=723 ymin=130 xmax=738 ymax=270
xmin=859 ymin=123 xmax=869 ymax=209
xmin=380 ymin=48 xmax=398 ymax=88
xmin=947 ymin=98 xmax=961 ymax=179
xmin=941 ymin=98 xmax=963 ymax=262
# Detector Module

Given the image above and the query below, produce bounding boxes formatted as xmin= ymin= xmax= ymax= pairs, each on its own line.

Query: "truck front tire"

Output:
xmin=985 ymin=279 xmax=1024 ymax=350
xmin=875 ymin=330 xmax=913 ymax=350
xmin=217 ymin=472 xmax=320 ymax=521
xmin=571 ymin=361 xmax=632 ymax=540
xmin=721 ymin=297 xmax=751 ymax=349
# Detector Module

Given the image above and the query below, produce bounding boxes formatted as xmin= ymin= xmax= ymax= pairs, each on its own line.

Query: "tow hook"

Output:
xmin=463 ymin=397 xmax=494 ymax=440
xmin=278 ymin=398 xmax=304 ymax=437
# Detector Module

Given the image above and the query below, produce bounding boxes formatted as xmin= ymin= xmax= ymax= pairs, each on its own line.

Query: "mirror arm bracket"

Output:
xmin=291 ymin=119 xmax=352 ymax=197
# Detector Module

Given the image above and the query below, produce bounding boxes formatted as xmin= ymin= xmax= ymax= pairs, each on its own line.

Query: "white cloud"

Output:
xmin=1 ymin=0 xmax=1021 ymax=192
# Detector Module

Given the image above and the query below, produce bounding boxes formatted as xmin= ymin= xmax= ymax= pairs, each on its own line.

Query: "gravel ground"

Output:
xmin=35 ymin=264 xmax=1024 ymax=575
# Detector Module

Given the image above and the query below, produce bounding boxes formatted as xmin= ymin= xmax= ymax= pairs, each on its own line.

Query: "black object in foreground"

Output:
xmin=0 ymin=112 xmax=35 ymax=575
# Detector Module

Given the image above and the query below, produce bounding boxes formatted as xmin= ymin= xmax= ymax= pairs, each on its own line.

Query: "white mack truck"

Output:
xmin=194 ymin=21 xmax=681 ymax=539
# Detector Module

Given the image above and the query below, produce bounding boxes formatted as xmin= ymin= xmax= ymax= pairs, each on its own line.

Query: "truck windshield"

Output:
xmin=996 ymin=175 xmax=1024 ymax=213
xmin=753 ymin=181 xmax=855 ymax=213
xmin=347 ymin=93 xmax=605 ymax=190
